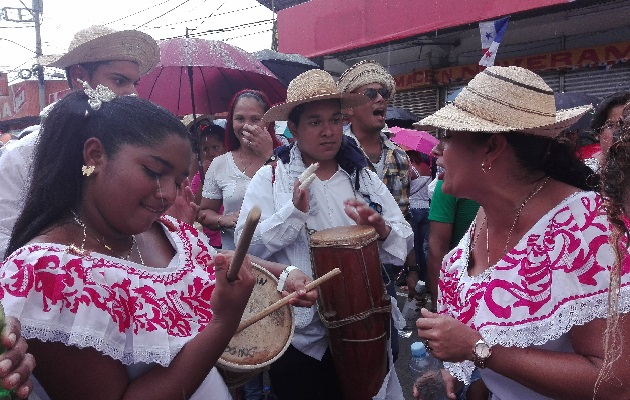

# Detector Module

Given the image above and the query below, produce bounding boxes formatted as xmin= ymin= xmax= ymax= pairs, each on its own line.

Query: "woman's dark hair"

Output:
xmin=225 ymin=90 xmax=280 ymax=151
xmin=591 ymin=91 xmax=630 ymax=132
xmin=5 ymin=90 xmax=190 ymax=257
xmin=472 ymin=131 xmax=596 ymax=191
xmin=596 ymin=103 xmax=630 ymax=394
xmin=201 ymin=124 xmax=225 ymax=142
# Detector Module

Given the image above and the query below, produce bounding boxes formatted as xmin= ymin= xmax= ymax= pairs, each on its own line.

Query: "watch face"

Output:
xmin=475 ymin=342 xmax=491 ymax=358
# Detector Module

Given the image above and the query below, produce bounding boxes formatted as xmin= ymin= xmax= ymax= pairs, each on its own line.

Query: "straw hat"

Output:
xmin=182 ymin=114 xmax=213 ymax=130
xmin=264 ymin=69 xmax=369 ymax=122
xmin=39 ymin=26 xmax=159 ymax=75
xmin=414 ymin=66 xmax=591 ymax=137
xmin=337 ymin=60 xmax=396 ymax=97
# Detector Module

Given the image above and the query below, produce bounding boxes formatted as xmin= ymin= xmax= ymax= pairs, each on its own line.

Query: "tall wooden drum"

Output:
xmin=310 ymin=225 xmax=390 ymax=400
xmin=217 ymin=263 xmax=294 ymax=388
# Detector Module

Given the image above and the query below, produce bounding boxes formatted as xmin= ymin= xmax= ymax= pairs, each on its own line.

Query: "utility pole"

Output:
xmin=3 ymin=0 xmax=45 ymax=111
xmin=32 ymin=0 xmax=45 ymax=111
xmin=271 ymin=0 xmax=278 ymax=51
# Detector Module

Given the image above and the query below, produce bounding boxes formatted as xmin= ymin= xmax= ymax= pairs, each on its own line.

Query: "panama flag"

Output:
xmin=479 ymin=17 xmax=510 ymax=67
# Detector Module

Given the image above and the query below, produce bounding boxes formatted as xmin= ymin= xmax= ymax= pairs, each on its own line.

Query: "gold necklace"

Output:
xmin=236 ymin=150 xmax=257 ymax=174
xmin=485 ymin=176 xmax=550 ymax=266
xmin=70 ymin=211 xmax=141 ymax=263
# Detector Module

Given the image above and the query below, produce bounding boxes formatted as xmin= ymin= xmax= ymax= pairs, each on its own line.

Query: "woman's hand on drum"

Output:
xmin=282 ymin=270 xmax=317 ymax=308
xmin=292 ymin=180 xmax=309 ymax=213
xmin=415 ymin=308 xmax=482 ymax=363
xmin=242 ymin=124 xmax=273 ymax=159
xmin=343 ymin=199 xmax=391 ymax=240
xmin=209 ymin=252 xmax=256 ymax=329
xmin=0 ymin=316 xmax=35 ymax=399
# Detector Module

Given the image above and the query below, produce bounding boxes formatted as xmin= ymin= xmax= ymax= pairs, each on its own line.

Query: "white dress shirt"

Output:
xmin=236 ymin=145 xmax=413 ymax=361
xmin=0 ymin=129 xmax=39 ymax=259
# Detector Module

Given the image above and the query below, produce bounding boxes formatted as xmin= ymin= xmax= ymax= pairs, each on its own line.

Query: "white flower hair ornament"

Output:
xmin=78 ymin=79 xmax=117 ymax=111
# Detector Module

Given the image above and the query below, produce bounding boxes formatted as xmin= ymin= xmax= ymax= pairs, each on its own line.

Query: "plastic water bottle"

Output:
xmin=409 ymin=342 xmax=447 ymax=400
xmin=402 ymin=280 xmax=428 ymax=330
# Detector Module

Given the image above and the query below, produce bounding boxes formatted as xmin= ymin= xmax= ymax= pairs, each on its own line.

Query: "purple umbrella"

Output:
xmin=137 ymin=38 xmax=287 ymax=116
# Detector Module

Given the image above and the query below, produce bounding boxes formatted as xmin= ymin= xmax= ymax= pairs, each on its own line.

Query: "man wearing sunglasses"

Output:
xmin=338 ymin=60 xmax=414 ymax=363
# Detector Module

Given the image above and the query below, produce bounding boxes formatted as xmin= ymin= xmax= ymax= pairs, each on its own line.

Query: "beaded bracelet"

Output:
xmin=277 ymin=265 xmax=299 ymax=292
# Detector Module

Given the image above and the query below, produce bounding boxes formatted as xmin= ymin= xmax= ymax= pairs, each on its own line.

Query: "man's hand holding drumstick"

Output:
xmin=224 ymin=207 xmax=318 ymax=308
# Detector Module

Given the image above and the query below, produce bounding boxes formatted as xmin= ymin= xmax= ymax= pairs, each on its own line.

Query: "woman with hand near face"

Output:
xmin=198 ymin=90 xmax=281 ymax=250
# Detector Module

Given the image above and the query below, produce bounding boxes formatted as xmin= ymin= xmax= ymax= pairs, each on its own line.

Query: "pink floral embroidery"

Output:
xmin=0 ymin=218 xmax=216 ymax=338
xmin=439 ymin=193 xmax=627 ymax=331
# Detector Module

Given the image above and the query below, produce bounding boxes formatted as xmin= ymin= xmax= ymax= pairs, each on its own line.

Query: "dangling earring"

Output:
xmin=481 ymin=161 xmax=492 ymax=174
xmin=82 ymin=165 xmax=95 ymax=176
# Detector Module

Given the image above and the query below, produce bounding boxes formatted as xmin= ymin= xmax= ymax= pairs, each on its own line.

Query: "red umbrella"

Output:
xmin=389 ymin=126 xmax=439 ymax=155
xmin=137 ymin=38 xmax=287 ymax=116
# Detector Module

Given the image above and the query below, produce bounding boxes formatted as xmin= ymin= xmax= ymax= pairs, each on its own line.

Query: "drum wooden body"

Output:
xmin=310 ymin=225 xmax=390 ymax=400
xmin=217 ymin=263 xmax=294 ymax=388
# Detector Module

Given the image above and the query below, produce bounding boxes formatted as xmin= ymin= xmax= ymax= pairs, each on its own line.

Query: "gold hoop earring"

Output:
xmin=481 ymin=161 xmax=492 ymax=174
xmin=82 ymin=165 xmax=95 ymax=176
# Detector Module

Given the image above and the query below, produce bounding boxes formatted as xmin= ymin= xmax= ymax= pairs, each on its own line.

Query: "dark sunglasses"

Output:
xmin=362 ymin=87 xmax=391 ymax=100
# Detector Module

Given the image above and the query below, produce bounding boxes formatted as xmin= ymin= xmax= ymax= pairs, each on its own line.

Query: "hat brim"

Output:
xmin=183 ymin=114 xmax=213 ymax=130
xmin=414 ymin=103 xmax=592 ymax=137
xmin=43 ymin=30 xmax=159 ymax=75
xmin=264 ymin=92 xmax=368 ymax=122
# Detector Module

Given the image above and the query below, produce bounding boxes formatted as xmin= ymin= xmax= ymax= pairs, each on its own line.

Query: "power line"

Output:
xmin=136 ymin=0 xmax=194 ymax=29
xmin=195 ymin=1 xmax=224 ymax=31
xmin=0 ymin=38 xmax=35 ymax=53
xmin=102 ymin=0 xmax=178 ymax=26
xmin=156 ymin=19 xmax=272 ymax=41
xmin=222 ymin=28 xmax=273 ymax=42
xmin=104 ymin=4 xmax=265 ymax=30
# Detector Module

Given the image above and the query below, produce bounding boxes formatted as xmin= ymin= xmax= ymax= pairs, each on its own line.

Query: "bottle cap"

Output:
xmin=411 ymin=341 xmax=428 ymax=357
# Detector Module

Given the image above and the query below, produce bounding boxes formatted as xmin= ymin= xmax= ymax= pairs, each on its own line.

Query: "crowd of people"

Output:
xmin=0 ymin=23 xmax=628 ymax=400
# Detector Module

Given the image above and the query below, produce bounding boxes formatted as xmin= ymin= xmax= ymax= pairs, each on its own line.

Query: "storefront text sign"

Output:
xmin=395 ymin=41 xmax=630 ymax=91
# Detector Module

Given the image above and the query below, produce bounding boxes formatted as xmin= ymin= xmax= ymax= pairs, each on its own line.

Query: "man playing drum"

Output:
xmin=236 ymin=69 xmax=413 ymax=400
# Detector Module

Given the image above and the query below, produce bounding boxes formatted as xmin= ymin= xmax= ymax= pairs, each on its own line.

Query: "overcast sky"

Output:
xmin=1 ymin=0 xmax=275 ymax=83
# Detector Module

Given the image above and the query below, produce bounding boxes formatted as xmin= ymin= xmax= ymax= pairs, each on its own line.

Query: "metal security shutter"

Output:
xmin=564 ymin=64 xmax=630 ymax=100
xmin=539 ymin=70 xmax=561 ymax=93
xmin=390 ymin=87 xmax=439 ymax=119
xmin=446 ymin=82 xmax=466 ymax=104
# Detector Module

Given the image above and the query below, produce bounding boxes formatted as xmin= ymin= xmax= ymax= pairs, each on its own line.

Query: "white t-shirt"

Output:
xmin=201 ymin=152 xmax=254 ymax=250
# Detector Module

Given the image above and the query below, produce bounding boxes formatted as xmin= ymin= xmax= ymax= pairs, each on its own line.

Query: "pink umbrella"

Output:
xmin=137 ymin=38 xmax=287 ymax=116
xmin=389 ymin=126 xmax=439 ymax=155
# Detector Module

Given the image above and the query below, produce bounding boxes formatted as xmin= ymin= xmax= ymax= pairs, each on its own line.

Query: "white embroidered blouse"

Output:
xmin=438 ymin=192 xmax=630 ymax=399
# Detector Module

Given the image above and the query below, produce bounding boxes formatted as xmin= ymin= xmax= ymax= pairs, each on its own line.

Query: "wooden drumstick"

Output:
xmin=227 ymin=206 xmax=261 ymax=282
xmin=236 ymin=267 xmax=341 ymax=334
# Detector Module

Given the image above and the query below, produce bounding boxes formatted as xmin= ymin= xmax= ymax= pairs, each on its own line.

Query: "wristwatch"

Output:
xmin=472 ymin=338 xmax=492 ymax=369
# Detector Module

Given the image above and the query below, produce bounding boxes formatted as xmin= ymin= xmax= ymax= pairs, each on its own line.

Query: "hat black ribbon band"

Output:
xmin=460 ymin=86 xmax=555 ymax=118
xmin=483 ymin=70 xmax=554 ymax=95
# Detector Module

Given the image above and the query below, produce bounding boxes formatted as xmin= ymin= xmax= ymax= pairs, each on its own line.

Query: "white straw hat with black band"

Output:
xmin=264 ymin=69 xmax=369 ymax=122
xmin=414 ymin=66 xmax=591 ymax=137
xmin=38 ymin=26 xmax=160 ymax=75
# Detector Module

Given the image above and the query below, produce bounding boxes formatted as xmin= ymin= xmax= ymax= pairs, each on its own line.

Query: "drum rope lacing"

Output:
xmin=307 ymin=239 xmax=392 ymax=330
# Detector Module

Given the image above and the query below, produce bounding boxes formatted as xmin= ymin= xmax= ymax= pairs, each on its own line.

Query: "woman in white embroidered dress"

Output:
xmin=414 ymin=66 xmax=630 ymax=400
xmin=0 ymin=89 xmax=316 ymax=400
xmin=198 ymin=90 xmax=281 ymax=250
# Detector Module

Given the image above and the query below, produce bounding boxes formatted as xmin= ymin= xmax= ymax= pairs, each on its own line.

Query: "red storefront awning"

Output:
xmin=277 ymin=0 xmax=573 ymax=57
